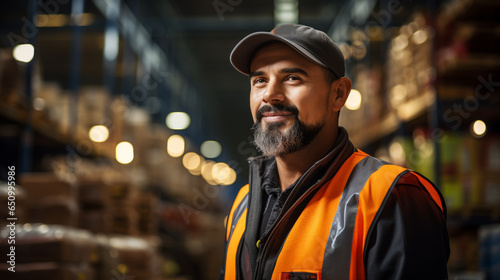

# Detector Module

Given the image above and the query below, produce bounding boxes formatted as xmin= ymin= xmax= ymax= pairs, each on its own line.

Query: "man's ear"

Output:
xmin=330 ymin=77 xmax=352 ymax=112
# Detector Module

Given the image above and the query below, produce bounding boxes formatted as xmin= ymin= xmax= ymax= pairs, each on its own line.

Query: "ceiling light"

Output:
xmin=471 ymin=120 xmax=486 ymax=138
xmin=274 ymin=0 xmax=298 ymax=25
xmin=89 ymin=125 xmax=109 ymax=143
xmin=345 ymin=89 xmax=362 ymax=110
xmin=116 ymin=141 xmax=134 ymax=164
xmin=201 ymin=140 xmax=222 ymax=158
xmin=13 ymin=44 xmax=35 ymax=63
xmin=224 ymin=168 xmax=237 ymax=185
xmin=183 ymin=152 xmax=202 ymax=172
xmin=166 ymin=112 xmax=191 ymax=130
xmin=212 ymin=162 xmax=230 ymax=185
xmin=167 ymin=135 xmax=185 ymax=158
xmin=201 ymin=161 xmax=218 ymax=185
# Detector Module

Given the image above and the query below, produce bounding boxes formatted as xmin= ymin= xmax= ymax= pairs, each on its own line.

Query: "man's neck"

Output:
xmin=275 ymin=126 xmax=339 ymax=192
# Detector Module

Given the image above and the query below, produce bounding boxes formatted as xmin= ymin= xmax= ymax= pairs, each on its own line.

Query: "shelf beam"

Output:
xmin=20 ymin=0 xmax=37 ymax=174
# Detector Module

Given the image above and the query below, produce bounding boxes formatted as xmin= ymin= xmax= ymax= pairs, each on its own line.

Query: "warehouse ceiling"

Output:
xmin=146 ymin=0 xmax=343 ymax=177
xmin=0 ymin=0 xmax=428 ymax=184
xmin=126 ymin=0 xmax=344 ymax=174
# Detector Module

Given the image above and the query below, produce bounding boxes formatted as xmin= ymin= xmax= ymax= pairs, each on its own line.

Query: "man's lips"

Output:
xmin=262 ymin=111 xmax=294 ymax=122
xmin=256 ymin=105 xmax=299 ymax=123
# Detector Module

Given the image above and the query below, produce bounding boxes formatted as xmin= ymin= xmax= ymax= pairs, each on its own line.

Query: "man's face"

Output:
xmin=249 ymin=42 xmax=337 ymax=157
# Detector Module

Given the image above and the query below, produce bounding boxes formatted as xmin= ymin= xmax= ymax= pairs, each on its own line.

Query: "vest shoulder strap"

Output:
xmin=226 ymin=184 xmax=249 ymax=241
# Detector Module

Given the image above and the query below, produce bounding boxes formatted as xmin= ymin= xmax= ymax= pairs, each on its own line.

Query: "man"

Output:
xmin=220 ymin=24 xmax=449 ymax=280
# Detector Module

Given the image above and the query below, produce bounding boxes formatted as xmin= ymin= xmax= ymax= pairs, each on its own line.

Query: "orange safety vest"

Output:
xmin=223 ymin=150 xmax=445 ymax=280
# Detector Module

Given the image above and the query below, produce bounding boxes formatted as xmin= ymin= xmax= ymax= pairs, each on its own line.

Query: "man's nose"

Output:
xmin=263 ymin=79 xmax=285 ymax=104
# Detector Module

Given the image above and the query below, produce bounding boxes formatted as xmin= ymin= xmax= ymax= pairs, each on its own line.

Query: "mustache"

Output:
xmin=256 ymin=104 xmax=299 ymax=123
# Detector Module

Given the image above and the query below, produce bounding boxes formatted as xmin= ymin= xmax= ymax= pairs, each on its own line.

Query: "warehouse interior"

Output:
xmin=0 ymin=0 xmax=499 ymax=279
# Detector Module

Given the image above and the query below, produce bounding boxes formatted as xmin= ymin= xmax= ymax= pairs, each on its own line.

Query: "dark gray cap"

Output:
xmin=230 ymin=24 xmax=345 ymax=78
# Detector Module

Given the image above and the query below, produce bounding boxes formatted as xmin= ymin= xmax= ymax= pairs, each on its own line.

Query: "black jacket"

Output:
xmin=220 ymin=128 xmax=450 ymax=279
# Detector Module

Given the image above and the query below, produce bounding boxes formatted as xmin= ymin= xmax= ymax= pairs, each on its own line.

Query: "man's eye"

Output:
xmin=253 ymin=78 xmax=266 ymax=85
xmin=286 ymin=76 xmax=301 ymax=82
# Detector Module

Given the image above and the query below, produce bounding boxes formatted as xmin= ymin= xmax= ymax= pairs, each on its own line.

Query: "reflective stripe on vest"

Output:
xmin=226 ymin=185 xmax=249 ymax=242
xmin=225 ymin=184 xmax=249 ymax=280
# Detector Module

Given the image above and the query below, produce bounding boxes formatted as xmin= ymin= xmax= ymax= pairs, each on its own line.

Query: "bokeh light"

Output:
xmin=116 ymin=141 xmax=134 ymax=164
xmin=472 ymin=120 xmax=486 ymax=138
xmin=201 ymin=140 xmax=222 ymax=158
xmin=166 ymin=112 xmax=191 ymax=130
xmin=89 ymin=125 xmax=109 ymax=143
xmin=13 ymin=44 xmax=35 ymax=63
xmin=167 ymin=135 xmax=185 ymax=158
xmin=345 ymin=89 xmax=362 ymax=110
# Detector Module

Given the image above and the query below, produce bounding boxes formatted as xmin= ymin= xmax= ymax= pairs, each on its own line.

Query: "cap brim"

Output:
xmin=230 ymin=32 xmax=327 ymax=76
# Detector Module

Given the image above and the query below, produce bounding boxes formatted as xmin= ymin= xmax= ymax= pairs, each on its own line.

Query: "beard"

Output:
xmin=252 ymin=104 xmax=325 ymax=157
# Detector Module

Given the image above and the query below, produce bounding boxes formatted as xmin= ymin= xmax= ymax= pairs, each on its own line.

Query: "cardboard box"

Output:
xmin=27 ymin=197 xmax=78 ymax=227
xmin=0 ymin=183 xmax=26 ymax=226
xmin=0 ymin=224 xmax=94 ymax=263
xmin=20 ymin=173 xmax=79 ymax=227
xmin=79 ymin=210 xmax=112 ymax=234
xmin=108 ymin=236 xmax=154 ymax=272
xmin=78 ymin=178 xmax=111 ymax=208
xmin=109 ymin=207 xmax=139 ymax=235
xmin=19 ymin=173 xmax=77 ymax=200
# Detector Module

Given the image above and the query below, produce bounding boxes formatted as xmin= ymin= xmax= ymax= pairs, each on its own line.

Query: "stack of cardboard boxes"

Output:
xmin=0 ymin=172 xmax=161 ymax=280
xmin=0 ymin=224 xmax=96 ymax=280
xmin=19 ymin=173 xmax=78 ymax=227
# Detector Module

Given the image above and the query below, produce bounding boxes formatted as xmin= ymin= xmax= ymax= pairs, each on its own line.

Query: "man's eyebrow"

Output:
xmin=249 ymin=71 xmax=265 ymax=78
xmin=281 ymin=68 xmax=309 ymax=77
xmin=249 ymin=68 xmax=309 ymax=78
